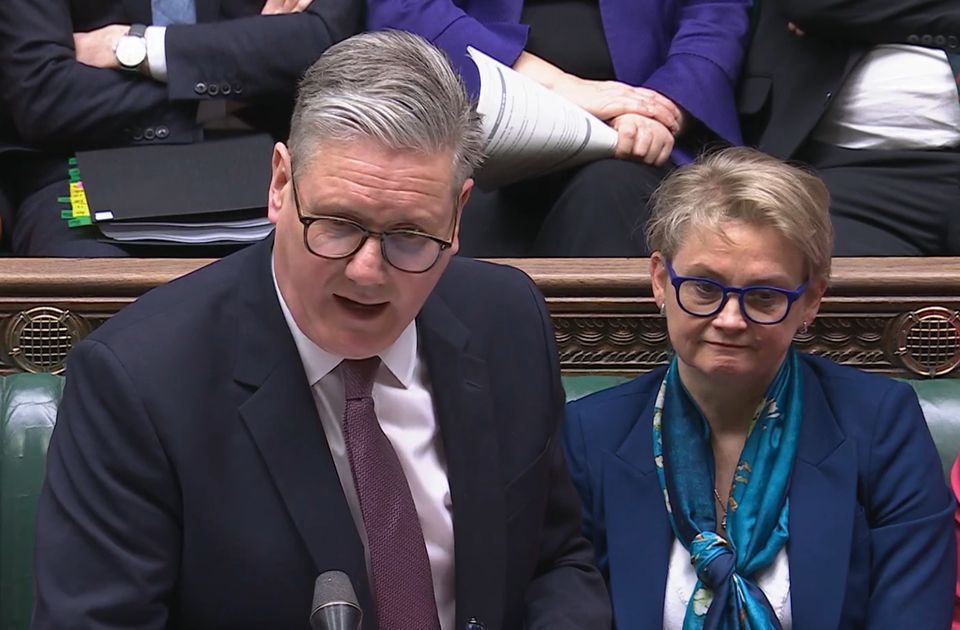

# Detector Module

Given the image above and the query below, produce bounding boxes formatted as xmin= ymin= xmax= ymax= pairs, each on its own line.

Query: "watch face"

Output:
xmin=116 ymin=36 xmax=146 ymax=68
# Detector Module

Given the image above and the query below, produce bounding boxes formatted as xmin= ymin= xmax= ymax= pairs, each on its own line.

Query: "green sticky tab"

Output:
xmin=68 ymin=216 xmax=92 ymax=228
xmin=68 ymin=167 xmax=80 ymax=180
xmin=68 ymin=157 xmax=77 ymax=166
xmin=61 ymin=210 xmax=75 ymax=219
xmin=57 ymin=196 xmax=71 ymax=204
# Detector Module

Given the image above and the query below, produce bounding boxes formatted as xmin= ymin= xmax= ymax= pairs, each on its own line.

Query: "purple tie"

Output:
xmin=340 ymin=358 xmax=441 ymax=630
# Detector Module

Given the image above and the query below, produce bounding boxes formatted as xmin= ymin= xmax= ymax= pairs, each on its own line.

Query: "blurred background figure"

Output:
xmin=0 ymin=0 xmax=360 ymax=256
xmin=367 ymin=0 xmax=751 ymax=257
xmin=739 ymin=1 xmax=960 ymax=255
xmin=564 ymin=147 xmax=955 ymax=629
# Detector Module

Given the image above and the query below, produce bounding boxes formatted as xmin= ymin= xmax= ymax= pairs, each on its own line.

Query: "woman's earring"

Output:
xmin=659 ymin=303 xmax=666 ymax=316
xmin=799 ymin=320 xmax=809 ymax=334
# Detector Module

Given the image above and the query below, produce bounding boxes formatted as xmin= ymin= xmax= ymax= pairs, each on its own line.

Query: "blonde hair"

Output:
xmin=646 ymin=147 xmax=833 ymax=283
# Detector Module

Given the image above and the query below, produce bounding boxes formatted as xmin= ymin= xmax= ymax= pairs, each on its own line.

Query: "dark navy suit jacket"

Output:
xmin=367 ymin=0 xmax=751 ymax=147
xmin=564 ymin=353 xmax=956 ymax=629
xmin=31 ymin=237 xmax=611 ymax=629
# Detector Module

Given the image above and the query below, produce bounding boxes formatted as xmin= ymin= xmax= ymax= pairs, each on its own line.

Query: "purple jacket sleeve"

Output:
xmin=366 ymin=0 xmax=528 ymax=95
xmin=642 ymin=0 xmax=751 ymax=146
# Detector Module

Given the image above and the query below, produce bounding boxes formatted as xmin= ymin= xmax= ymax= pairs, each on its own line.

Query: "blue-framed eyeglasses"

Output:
xmin=290 ymin=174 xmax=456 ymax=274
xmin=665 ymin=260 xmax=808 ymax=325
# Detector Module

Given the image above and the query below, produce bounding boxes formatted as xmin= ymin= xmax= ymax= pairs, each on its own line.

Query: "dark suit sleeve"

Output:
xmin=0 ymin=0 xmax=358 ymax=150
xmin=863 ymin=381 xmax=956 ymax=628
xmin=776 ymin=0 xmax=960 ymax=45
xmin=520 ymin=279 xmax=612 ymax=629
xmin=32 ymin=340 xmax=182 ymax=630
xmin=163 ymin=2 xmax=360 ymax=101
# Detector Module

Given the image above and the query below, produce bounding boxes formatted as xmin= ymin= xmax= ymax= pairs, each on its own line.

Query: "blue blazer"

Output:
xmin=366 ymin=0 xmax=751 ymax=148
xmin=563 ymin=353 xmax=956 ymax=629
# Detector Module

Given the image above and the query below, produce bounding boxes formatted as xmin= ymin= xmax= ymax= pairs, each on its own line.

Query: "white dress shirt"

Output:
xmin=663 ymin=537 xmax=792 ymax=629
xmin=272 ymin=266 xmax=456 ymax=630
xmin=814 ymin=45 xmax=960 ymax=150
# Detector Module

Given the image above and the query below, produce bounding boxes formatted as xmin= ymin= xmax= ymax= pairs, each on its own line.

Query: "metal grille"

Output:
xmin=893 ymin=307 xmax=960 ymax=377
xmin=5 ymin=307 xmax=87 ymax=374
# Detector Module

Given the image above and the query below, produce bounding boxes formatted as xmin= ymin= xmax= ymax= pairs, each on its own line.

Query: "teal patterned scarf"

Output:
xmin=653 ymin=348 xmax=803 ymax=629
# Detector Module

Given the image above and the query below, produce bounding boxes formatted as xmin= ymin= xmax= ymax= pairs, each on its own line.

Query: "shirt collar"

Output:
xmin=271 ymin=258 xmax=418 ymax=388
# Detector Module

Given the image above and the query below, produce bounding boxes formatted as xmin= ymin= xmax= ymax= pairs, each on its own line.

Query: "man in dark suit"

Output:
xmin=739 ymin=0 xmax=960 ymax=255
xmin=0 ymin=0 xmax=359 ymax=255
xmin=31 ymin=31 xmax=612 ymax=630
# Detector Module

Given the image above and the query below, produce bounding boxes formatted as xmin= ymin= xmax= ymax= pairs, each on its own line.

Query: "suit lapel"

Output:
xmin=418 ymin=293 xmax=507 ymax=630
xmin=233 ymin=239 xmax=373 ymax=620
xmin=603 ymin=396 xmax=672 ymax=630
xmin=788 ymin=362 xmax=856 ymax=630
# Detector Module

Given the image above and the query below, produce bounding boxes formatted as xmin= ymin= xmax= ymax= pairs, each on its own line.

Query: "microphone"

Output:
xmin=309 ymin=570 xmax=363 ymax=630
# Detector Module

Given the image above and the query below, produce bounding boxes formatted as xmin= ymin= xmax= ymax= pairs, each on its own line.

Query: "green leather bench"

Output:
xmin=2 ymin=373 xmax=958 ymax=630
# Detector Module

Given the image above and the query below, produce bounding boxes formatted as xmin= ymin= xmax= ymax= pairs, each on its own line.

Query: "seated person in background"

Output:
xmin=564 ymin=147 xmax=956 ymax=628
xmin=367 ymin=0 xmax=751 ymax=257
xmin=0 ymin=106 xmax=21 ymax=253
xmin=31 ymin=31 xmax=612 ymax=630
xmin=739 ymin=0 xmax=960 ymax=255
xmin=0 ymin=0 xmax=359 ymax=256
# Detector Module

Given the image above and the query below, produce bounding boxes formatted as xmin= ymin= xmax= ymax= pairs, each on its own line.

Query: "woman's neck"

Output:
xmin=678 ymin=366 xmax=769 ymax=437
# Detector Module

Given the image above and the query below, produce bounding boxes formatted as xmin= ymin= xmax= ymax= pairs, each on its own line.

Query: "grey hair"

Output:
xmin=288 ymin=30 xmax=485 ymax=192
xmin=646 ymin=147 xmax=834 ymax=283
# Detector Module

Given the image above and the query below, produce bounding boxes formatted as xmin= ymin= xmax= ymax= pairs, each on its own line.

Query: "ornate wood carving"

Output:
xmin=2 ymin=257 xmax=959 ymax=377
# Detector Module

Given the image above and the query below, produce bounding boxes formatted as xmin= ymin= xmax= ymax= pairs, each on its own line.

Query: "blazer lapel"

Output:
xmin=788 ymin=363 xmax=856 ymax=630
xmin=603 ymin=398 xmax=672 ymax=630
xmin=233 ymin=239 xmax=372 ymax=619
xmin=418 ymin=293 xmax=507 ymax=630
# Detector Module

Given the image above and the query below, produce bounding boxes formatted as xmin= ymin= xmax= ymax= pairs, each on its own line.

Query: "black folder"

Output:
xmin=75 ymin=133 xmax=274 ymax=224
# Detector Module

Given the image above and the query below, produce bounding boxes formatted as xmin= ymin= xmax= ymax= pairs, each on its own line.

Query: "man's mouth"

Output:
xmin=334 ymin=295 xmax=389 ymax=317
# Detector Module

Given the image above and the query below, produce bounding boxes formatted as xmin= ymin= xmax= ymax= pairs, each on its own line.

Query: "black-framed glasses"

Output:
xmin=666 ymin=260 xmax=808 ymax=325
xmin=290 ymin=176 xmax=455 ymax=274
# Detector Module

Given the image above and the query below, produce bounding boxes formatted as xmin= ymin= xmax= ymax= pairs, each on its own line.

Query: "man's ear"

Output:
xmin=448 ymin=177 xmax=474 ymax=256
xmin=267 ymin=143 xmax=292 ymax=226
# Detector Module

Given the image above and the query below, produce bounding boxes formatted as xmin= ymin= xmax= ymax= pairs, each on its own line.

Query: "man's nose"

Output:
xmin=344 ymin=237 xmax=387 ymax=284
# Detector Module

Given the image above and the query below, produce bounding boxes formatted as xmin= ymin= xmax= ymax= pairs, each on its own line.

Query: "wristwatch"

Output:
xmin=115 ymin=24 xmax=148 ymax=71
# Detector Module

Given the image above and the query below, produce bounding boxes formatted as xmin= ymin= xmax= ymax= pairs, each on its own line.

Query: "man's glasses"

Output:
xmin=290 ymin=176 xmax=455 ymax=274
xmin=666 ymin=260 xmax=807 ymax=325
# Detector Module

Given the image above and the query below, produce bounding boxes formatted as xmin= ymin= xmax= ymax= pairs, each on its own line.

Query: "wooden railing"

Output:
xmin=2 ymin=257 xmax=960 ymax=377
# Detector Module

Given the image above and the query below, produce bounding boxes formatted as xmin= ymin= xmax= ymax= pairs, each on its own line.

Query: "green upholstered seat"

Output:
xmin=1 ymin=374 xmax=62 ymax=630
xmin=0 ymin=373 xmax=957 ymax=629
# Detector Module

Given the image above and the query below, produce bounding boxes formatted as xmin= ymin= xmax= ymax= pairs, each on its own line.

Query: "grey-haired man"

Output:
xmin=32 ymin=31 xmax=612 ymax=630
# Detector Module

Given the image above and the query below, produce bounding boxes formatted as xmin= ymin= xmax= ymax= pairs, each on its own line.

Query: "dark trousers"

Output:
xmin=458 ymin=158 xmax=670 ymax=257
xmin=12 ymin=154 xmax=129 ymax=256
xmin=797 ymin=141 xmax=960 ymax=256
xmin=0 ymin=171 xmax=14 ymax=253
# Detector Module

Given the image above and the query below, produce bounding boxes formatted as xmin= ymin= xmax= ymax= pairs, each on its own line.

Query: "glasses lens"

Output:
xmin=742 ymin=288 xmax=790 ymax=323
xmin=383 ymin=232 xmax=442 ymax=273
xmin=305 ymin=218 xmax=365 ymax=257
xmin=677 ymin=279 xmax=724 ymax=315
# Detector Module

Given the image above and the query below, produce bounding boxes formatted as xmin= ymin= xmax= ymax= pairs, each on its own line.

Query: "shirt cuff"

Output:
xmin=144 ymin=26 xmax=168 ymax=82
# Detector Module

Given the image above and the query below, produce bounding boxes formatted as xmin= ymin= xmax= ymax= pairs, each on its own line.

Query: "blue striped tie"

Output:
xmin=152 ymin=0 xmax=196 ymax=26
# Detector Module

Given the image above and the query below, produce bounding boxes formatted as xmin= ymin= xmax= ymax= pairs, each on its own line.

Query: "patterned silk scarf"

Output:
xmin=653 ymin=348 xmax=803 ymax=629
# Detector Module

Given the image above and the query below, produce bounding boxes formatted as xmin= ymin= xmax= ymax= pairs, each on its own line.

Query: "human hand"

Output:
xmin=74 ymin=24 xmax=129 ymax=69
xmin=552 ymin=74 xmax=683 ymax=132
xmin=610 ymin=113 xmax=675 ymax=165
xmin=261 ymin=0 xmax=312 ymax=15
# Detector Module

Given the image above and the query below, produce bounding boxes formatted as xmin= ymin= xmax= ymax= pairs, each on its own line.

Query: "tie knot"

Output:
xmin=341 ymin=357 xmax=380 ymax=400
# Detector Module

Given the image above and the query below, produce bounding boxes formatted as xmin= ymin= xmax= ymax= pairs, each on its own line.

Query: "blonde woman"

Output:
xmin=564 ymin=148 xmax=955 ymax=629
